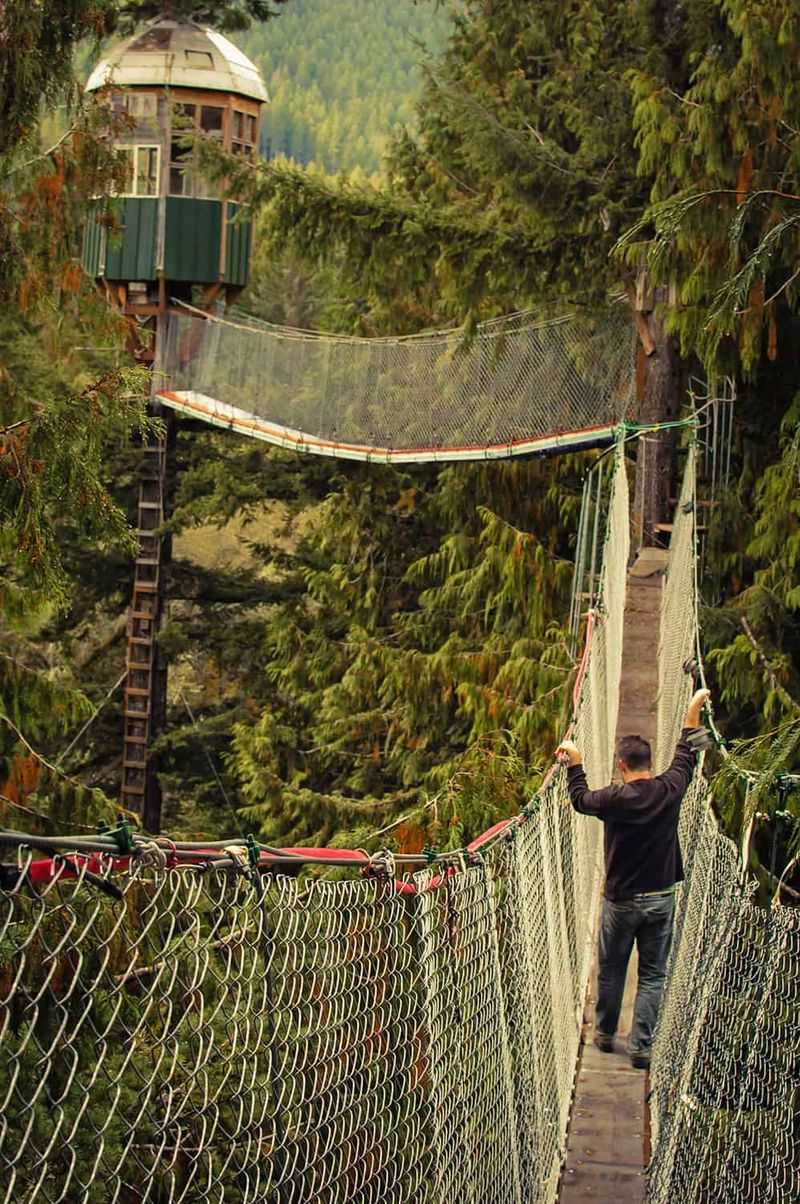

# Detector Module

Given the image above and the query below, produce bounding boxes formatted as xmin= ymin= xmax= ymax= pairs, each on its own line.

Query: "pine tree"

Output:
xmin=113 ymin=0 xmax=290 ymax=34
xmin=615 ymin=2 xmax=800 ymax=723
xmin=0 ymin=0 xmax=158 ymax=827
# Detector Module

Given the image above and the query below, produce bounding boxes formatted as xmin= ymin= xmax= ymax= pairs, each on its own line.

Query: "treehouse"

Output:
xmin=82 ymin=16 xmax=268 ymax=314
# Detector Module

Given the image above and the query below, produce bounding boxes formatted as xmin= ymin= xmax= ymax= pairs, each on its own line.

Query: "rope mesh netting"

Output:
xmin=647 ymin=448 xmax=800 ymax=1204
xmin=0 ymin=449 xmax=629 ymax=1204
xmin=157 ymin=306 xmax=635 ymax=461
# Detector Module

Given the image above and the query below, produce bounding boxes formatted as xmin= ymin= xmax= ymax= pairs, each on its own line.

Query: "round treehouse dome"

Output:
xmin=85 ymin=19 xmax=268 ymax=104
xmin=82 ymin=15 xmax=268 ymax=308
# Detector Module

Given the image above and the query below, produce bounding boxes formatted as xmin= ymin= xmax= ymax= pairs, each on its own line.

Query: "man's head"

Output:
xmin=617 ymin=734 xmax=652 ymax=780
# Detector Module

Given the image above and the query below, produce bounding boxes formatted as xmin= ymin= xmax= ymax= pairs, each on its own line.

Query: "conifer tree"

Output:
xmin=616 ymin=1 xmax=800 ymax=739
xmin=113 ymin=0 xmax=289 ymax=34
xmin=0 ymin=0 xmax=157 ymax=824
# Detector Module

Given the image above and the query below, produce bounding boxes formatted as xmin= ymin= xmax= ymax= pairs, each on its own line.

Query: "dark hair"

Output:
xmin=617 ymin=735 xmax=652 ymax=771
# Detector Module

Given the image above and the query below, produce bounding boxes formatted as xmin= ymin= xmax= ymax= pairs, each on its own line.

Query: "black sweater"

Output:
xmin=566 ymin=729 xmax=698 ymax=901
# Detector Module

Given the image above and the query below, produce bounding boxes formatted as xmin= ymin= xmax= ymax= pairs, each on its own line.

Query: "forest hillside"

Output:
xmin=238 ymin=0 xmax=450 ymax=173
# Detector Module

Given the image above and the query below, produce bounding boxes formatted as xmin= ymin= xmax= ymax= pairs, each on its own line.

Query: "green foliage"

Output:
xmin=113 ymin=0 xmax=289 ymax=33
xmin=0 ymin=1 xmax=163 ymax=824
xmin=703 ymin=397 xmax=800 ymax=723
xmin=4 ymin=0 xmax=798 ymax=875
xmin=0 ymin=0 xmax=117 ymax=156
xmin=223 ymin=454 xmax=583 ymax=849
xmin=708 ymin=716 xmax=800 ymax=903
xmin=237 ymin=0 xmax=448 ymax=174
xmin=195 ymin=0 xmax=800 ymax=873
xmin=619 ymin=0 xmax=800 ymax=370
xmin=204 ymin=1 xmax=683 ymax=316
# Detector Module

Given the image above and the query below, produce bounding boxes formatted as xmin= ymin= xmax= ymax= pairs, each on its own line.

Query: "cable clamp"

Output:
xmin=245 ymin=834 xmax=261 ymax=872
xmin=521 ymin=797 xmax=541 ymax=821
xmin=100 ymin=820 xmax=136 ymax=856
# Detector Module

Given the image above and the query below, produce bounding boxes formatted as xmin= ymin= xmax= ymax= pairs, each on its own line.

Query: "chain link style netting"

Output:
xmin=646 ymin=449 xmax=800 ymax=1204
xmin=158 ymin=307 xmax=635 ymax=461
xmin=654 ymin=447 xmax=697 ymax=773
xmin=0 ymin=452 xmax=629 ymax=1204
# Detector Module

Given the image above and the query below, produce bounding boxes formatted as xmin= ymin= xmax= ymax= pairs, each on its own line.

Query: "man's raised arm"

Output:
xmin=685 ymin=688 xmax=711 ymax=731
xmin=658 ymin=688 xmax=711 ymax=793
xmin=555 ymin=739 xmax=627 ymax=819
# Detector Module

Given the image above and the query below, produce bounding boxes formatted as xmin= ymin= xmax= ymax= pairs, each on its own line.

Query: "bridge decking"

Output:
xmin=559 ymin=563 xmax=665 ymax=1202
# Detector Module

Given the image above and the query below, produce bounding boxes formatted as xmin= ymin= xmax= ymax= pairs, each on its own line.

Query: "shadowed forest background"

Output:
xmin=1 ymin=0 xmax=799 ymax=891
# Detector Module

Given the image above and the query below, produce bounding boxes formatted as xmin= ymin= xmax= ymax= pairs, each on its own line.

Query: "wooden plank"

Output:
xmin=560 ymin=1164 xmax=645 ymax=1202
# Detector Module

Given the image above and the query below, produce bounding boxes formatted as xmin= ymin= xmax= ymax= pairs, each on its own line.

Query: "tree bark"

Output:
xmin=633 ymin=312 xmax=683 ymax=548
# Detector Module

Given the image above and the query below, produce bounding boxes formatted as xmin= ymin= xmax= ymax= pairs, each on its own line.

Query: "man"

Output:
xmin=555 ymin=687 xmax=710 ymax=1070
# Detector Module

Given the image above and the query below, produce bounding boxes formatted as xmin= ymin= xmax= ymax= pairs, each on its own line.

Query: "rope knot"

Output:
xmin=136 ymin=840 xmax=168 ymax=871
xmin=368 ymin=849 xmax=396 ymax=880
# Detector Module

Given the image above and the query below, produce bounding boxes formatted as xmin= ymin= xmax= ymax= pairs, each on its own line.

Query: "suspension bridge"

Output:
xmin=1 ymin=308 xmax=798 ymax=1203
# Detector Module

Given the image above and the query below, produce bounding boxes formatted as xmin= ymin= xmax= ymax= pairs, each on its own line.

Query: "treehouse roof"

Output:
xmin=85 ymin=17 xmax=268 ymax=104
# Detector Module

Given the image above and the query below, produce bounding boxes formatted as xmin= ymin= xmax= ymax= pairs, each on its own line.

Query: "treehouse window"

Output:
xmin=168 ymin=102 xmax=224 ymax=198
xmin=232 ymin=109 xmax=257 ymax=158
xmin=113 ymin=144 xmax=160 ymax=196
xmin=200 ymin=106 xmax=224 ymax=136
xmin=185 ymin=50 xmax=214 ymax=70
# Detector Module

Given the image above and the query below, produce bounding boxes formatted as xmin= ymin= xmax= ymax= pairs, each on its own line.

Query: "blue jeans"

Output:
xmin=596 ymin=893 xmax=675 ymax=1054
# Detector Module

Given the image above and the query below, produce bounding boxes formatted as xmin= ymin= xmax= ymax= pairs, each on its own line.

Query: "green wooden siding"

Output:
xmin=224 ymin=202 xmax=253 ymax=287
xmin=164 ymin=198 xmax=222 ymax=282
xmin=81 ymin=207 xmax=105 ymax=278
xmin=103 ymin=198 xmax=158 ymax=280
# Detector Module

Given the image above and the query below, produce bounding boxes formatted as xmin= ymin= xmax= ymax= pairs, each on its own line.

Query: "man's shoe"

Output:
xmin=593 ymin=1032 xmax=614 ymax=1053
xmin=630 ymin=1051 xmax=651 ymax=1070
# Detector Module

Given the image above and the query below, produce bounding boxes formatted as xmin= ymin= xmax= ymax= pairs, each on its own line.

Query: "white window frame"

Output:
xmin=112 ymin=143 xmax=161 ymax=198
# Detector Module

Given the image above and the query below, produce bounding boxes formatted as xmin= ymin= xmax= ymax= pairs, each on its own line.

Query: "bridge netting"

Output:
xmin=156 ymin=305 xmax=635 ymax=462
xmin=647 ymin=447 xmax=800 ymax=1204
xmin=2 ymin=444 xmax=799 ymax=1203
xmin=0 ymin=445 xmax=628 ymax=1203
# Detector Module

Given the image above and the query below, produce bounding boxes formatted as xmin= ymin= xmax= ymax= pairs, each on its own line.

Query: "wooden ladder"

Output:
xmin=121 ymin=442 xmax=168 ymax=818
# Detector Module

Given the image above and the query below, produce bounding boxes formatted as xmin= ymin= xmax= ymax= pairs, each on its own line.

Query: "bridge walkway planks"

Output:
xmin=558 ymin=562 xmax=666 ymax=1203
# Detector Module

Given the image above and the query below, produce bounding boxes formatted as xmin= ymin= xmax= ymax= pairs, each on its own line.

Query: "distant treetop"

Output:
xmin=113 ymin=0 xmax=290 ymax=34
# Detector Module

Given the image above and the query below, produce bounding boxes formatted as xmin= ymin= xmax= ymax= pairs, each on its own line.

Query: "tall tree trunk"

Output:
xmin=633 ymin=313 xmax=683 ymax=548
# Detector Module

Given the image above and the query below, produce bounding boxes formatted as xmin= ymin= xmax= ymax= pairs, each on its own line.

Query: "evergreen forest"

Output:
xmin=1 ymin=0 xmax=800 ymax=900
xmin=237 ymin=0 xmax=450 ymax=174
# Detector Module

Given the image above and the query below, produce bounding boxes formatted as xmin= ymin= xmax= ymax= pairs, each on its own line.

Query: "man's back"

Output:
xmin=566 ymin=732 xmax=697 ymax=899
